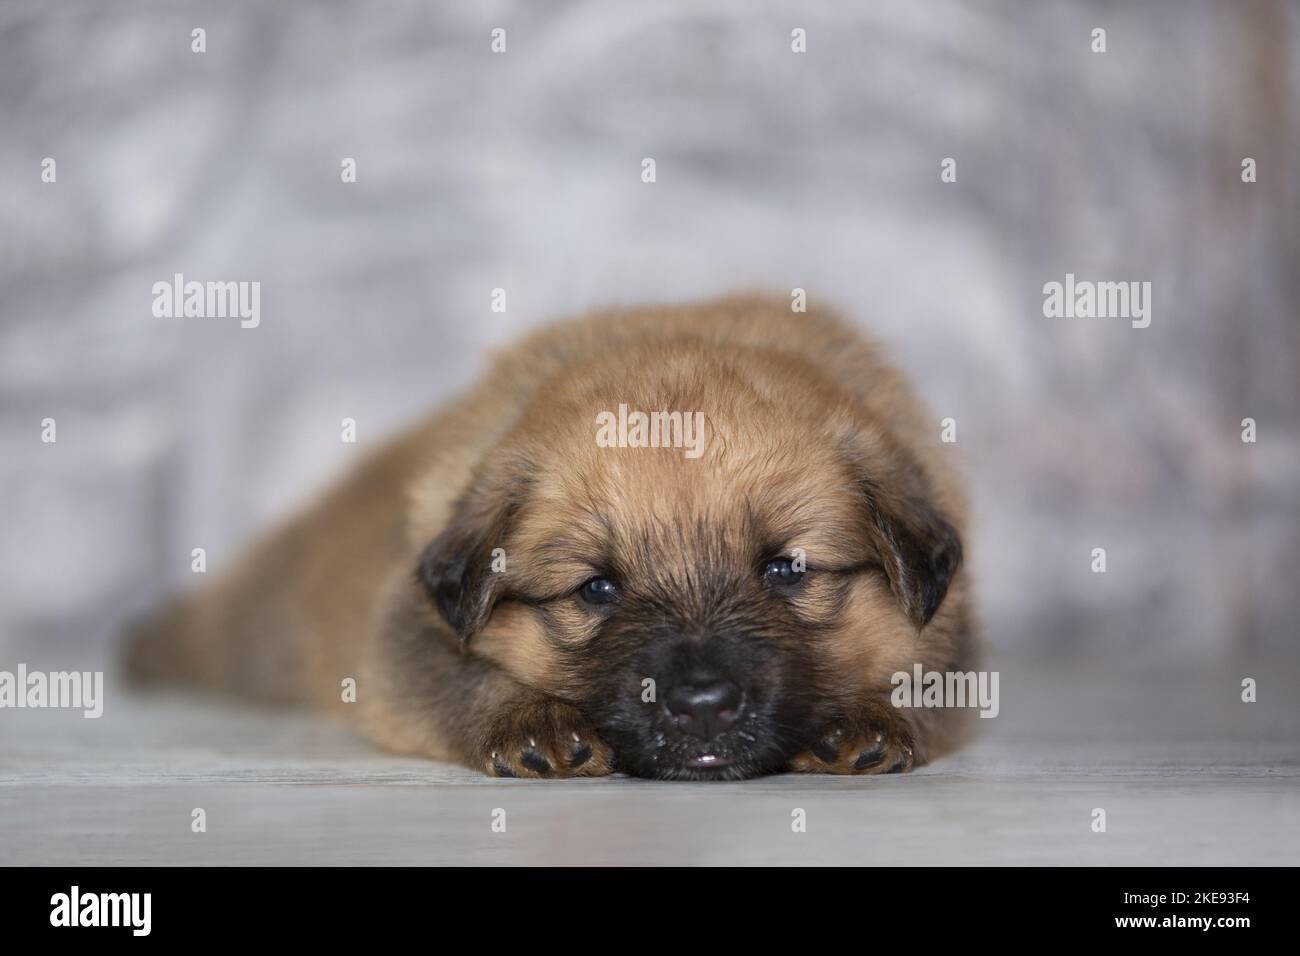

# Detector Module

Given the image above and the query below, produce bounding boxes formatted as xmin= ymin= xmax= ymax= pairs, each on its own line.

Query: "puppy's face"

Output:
xmin=420 ymin=356 xmax=961 ymax=779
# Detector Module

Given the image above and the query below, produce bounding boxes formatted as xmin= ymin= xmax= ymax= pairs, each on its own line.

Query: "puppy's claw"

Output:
xmin=568 ymin=741 xmax=594 ymax=769
xmin=519 ymin=748 xmax=551 ymax=775
xmin=852 ymin=741 xmax=886 ymax=771
xmin=810 ymin=737 xmax=841 ymax=764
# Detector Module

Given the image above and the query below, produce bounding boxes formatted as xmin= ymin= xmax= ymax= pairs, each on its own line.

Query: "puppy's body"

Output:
xmin=127 ymin=295 xmax=978 ymax=779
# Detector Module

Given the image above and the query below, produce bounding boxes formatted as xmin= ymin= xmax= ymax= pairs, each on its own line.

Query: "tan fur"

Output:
xmin=125 ymin=294 xmax=978 ymax=777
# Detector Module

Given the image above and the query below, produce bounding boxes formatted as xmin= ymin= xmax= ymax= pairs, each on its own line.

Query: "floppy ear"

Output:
xmin=861 ymin=479 xmax=962 ymax=628
xmin=416 ymin=488 xmax=516 ymax=645
xmin=846 ymin=433 xmax=962 ymax=629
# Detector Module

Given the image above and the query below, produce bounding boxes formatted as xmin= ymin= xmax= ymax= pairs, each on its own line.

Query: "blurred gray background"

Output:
xmin=2 ymin=0 xmax=1298 ymax=668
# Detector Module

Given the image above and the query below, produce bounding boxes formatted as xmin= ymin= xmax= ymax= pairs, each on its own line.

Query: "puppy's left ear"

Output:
xmin=417 ymin=486 xmax=516 ymax=645
xmin=862 ymin=480 xmax=962 ymax=628
xmin=846 ymin=431 xmax=963 ymax=629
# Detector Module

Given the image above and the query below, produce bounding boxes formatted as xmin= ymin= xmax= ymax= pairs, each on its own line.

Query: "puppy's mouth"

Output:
xmin=683 ymin=752 xmax=736 ymax=770
xmin=650 ymin=745 xmax=769 ymax=781
xmin=624 ymin=729 xmax=788 ymax=780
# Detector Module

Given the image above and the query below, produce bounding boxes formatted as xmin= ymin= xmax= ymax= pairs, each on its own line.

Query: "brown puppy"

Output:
xmin=126 ymin=294 xmax=979 ymax=779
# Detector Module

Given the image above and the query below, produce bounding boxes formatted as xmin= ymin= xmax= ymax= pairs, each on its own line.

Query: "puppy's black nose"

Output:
xmin=666 ymin=678 xmax=743 ymax=739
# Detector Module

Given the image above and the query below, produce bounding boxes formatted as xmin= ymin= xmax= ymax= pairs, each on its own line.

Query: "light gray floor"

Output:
xmin=1 ymin=656 xmax=1296 ymax=866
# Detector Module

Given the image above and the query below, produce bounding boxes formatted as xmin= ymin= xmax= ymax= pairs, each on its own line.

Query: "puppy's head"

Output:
xmin=417 ymin=348 xmax=961 ymax=779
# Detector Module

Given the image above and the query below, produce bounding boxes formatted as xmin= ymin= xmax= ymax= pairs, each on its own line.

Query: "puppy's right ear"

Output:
xmin=417 ymin=490 xmax=516 ymax=645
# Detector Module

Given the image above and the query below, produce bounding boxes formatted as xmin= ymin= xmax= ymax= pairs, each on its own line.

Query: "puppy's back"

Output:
xmin=123 ymin=422 xmax=438 ymax=705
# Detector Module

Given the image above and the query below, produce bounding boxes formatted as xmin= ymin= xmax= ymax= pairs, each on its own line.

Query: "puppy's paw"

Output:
xmin=481 ymin=699 xmax=613 ymax=779
xmin=789 ymin=712 xmax=916 ymax=775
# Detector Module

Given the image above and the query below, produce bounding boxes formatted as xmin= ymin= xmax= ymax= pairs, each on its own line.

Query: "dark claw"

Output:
xmin=853 ymin=745 xmax=886 ymax=770
xmin=492 ymin=758 xmax=517 ymax=778
xmin=519 ymin=748 xmax=551 ymax=774
xmin=568 ymin=742 xmax=594 ymax=768
xmin=811 ymin=738 xmax=840 ymax=763
xmin=885 ymin=756 xmax=909 ymax=774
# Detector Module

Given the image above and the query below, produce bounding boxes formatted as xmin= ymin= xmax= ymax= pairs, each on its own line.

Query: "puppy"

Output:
xmin=126 ymin=294 xmax=978 ymax=779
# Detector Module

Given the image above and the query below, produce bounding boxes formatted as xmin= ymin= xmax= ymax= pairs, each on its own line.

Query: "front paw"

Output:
xmin=481 ymin=699 xmax=613 ymax=779
xmin=789 ymin=711 xmax=916 ymax=775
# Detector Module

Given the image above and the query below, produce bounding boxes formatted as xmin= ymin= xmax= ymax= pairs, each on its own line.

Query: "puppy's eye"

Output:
xmin=762 ymin=558 xmax=805 ymax=587
xmin=578 ymin=577 xmax=619 ymax=606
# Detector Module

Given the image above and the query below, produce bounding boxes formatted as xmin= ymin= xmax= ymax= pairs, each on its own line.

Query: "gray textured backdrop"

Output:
xmin=2 ymin=0 xmax=1298 ymax=672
